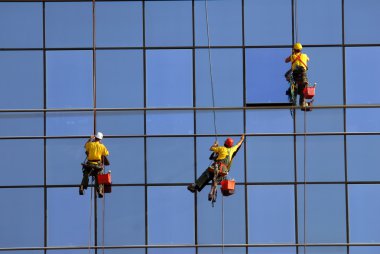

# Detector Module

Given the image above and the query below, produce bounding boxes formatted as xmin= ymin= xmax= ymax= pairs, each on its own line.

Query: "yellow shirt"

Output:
xmin=290 ymin=53 xmax=309 ymax=70
xmin=85 ymin=141 xmax=109 ymax=161
xmin=211 ymin=145 xmax=240 ymax=168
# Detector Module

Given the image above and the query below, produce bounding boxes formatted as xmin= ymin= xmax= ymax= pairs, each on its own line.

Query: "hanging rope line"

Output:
xmin=88 ymin=183 xmax=93 ymax=254
xmin=303 ymin=110 xmax=307 ymax=254
xmin=221 ymin=195 xmax=225 ymax=254
xmin=102 ymin=194 xmax=106 ymax=254
xmin=294 ymin=0 xmax=299 ymax=42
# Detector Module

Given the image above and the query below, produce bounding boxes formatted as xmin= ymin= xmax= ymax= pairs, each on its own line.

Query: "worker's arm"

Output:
xmin=285 ymin=56 xmax=291 ymax=63
xmin=209 ymin=140 xmax=219 ymax=151
xmin=236 ymin=134 xmax=245 ymax=148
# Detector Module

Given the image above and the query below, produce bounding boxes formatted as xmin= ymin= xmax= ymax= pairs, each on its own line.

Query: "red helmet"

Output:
xmin=224 ymin=138 xmax=234 ymax=148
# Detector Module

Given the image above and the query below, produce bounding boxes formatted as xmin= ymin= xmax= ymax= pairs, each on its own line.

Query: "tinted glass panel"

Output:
xmin=246 ymin=110 xmax=293 ymax=133
xmin=149 ymin=249 xmax=195 ymax=254
xmin=97 ymin=111 xmax=144 ymax=135
xmin=249 ymin=247 xmax=296 ymax=254
xmin=196 ymin=110 xmax=244 ymax=135
xmin=46 ymin=112 xmax=93 ymax=136
xmin=346 ymin=108 xmax=380 ymax=132
xmin=295 ymin=109 xmax=344 ymax=133
xmin=146 ymin=111 xmax=194 ymax=135
xmin=199 ymin=248 xmax=245 ymax=254
xmin=350 ymin=247 xmax=380 ymax=254
xmin=298 ymin=247 xmax=347 ymax=254
xmin=0 ymin=113 xmax=43 ymax=136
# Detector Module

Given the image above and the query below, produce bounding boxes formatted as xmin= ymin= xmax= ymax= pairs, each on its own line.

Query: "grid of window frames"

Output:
xmin=1 ymin=0 xmax=380 ymax=254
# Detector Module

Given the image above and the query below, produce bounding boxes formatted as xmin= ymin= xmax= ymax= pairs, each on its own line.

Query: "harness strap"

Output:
xmin=292 ymin=53 xmax=308 ymax=70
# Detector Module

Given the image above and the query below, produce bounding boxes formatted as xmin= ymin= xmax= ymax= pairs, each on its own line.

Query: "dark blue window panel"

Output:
xmin=196 ymin=110 xmax=244 ymax=135
xmin=346 ymin=47 xmax=380 ymax=104
xmin=297 ymin=136 xmax=345 ymax=182
xmin=297 ymin=0 xmax=342 ymax=44
xmin=197 ymin=186 xmax=245 ymax=244
xmin=195 ymin=49 xmax=243 ymax=107
xmin=0 ymin=113 xmax=43 ymax=136
xmin=147 ymin=138 xmax=194 ymax=183
xmin=104 ymin=138 xmax=144 ymax=184
xmin=97 ymin=187 xmax=145 ymax=245
xmin=246 ymin=48 xmax=290 ymax=104
xmin=249 ymin=247 xmax=296 ymax=254
xmin=47 ymin=188 xmax=94 ymax=246
xmin=195 ymin=0 xmax=242 ymax=46
xmin=244 ymin=0 xmax=292 ymax=46
xmin=346 ymin=108 xmax=380 ymax=132
xmin=96 ymin=2 xmax=143 ymax=47
xmin=349 ymin=184 xmax=380 ymax=243
xmin=146 ymin=111 xmax=194 ymax=135
xmin=296 ymin=109 xmax=344 ymax=133
xmin=97 ymin=111 xmax=144 ymax=135
xmin=246 ymin=110 xmax=293 ymax=133
xmin=148 ymin=186 xmax=194 ymax=244
xmin=0 ymin=188 xmax=44 ymax=247
xmin=299 ymin=247 xmax=347 ymax=254
xmin=199 ymin=248 xmax=245 ymax=254
xmin=0 ymin=139 xmax=43 ymax=186
xmin=0 ymin=3 xmax=42 ymax=48
xmin=0 ymin=51 xmax=43 ymax=109
xmin=248 ymin=185 xmax=295 ymax=243
xmin=345 ymin=0 xmax=380 ymax=44
xmin=96 ymin=50 xmax=144 ymax=108
xmin=47 ymin=251 xmax=94 ymax=254
xmin=6 ymin=252 xmax=43 ymax=254
xmin=247 ymin=136 xmax=294 ymax=183
xmin=145 ymin=1 xmax=192 ymax=47
xmin=196 ymin=137 xmax=245 ymax=183
xmin=149 ymin=248 xmax=195 ymax=254
xmin=45 ymin=2 xmax=92 ymax=48
xmin=298 ymin=184 xmax=346 ymax=243
xmin=347 ymin=136 xmax=380 ymax=181
xmin=350 ymin=247 xmax=380 ymax=254
xmin=46 ymin=112 xmax=93 ymax=136
xmin=46 ymin=138 xmax=87 ymax=185
xmin=46 ymin=50 xmax=93 ymax=109
xmin=93 ymin=250 xmax=144 ymax=254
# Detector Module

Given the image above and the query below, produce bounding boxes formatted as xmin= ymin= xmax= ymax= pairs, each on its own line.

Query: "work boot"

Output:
xmin=187 ymin=184 xmax=197 ymax=193
xmin=208 ymin=193 xmax=213 ymax=201
xmin=79 ymin=185 xmax=84 ymax=195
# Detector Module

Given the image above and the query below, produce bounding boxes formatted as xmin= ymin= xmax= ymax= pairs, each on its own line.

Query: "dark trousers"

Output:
xmin=194 ymin=169 xmax=215 ymax=192
xmin=194 ymin=162 xmax=227 ymax=192
xmin=292 ymin=66 xmax=308 ymax=106
xmin=81 ymin=163 xmax=103 ymax=193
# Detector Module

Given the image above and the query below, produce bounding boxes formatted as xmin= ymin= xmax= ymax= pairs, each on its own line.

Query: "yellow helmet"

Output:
xmin=293 ymin=43 xmax=302 ymax=50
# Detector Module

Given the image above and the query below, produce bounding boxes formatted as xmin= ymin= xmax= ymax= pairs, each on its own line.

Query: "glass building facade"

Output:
xmin=1 ymin=0 xmax=380 ymax=253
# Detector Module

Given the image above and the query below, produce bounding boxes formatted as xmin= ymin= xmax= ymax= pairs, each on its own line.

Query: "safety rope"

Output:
xmin=294 ymin=0 xmax=299 ymax=43
xmin=102 ymin=192 xmax=106 ymax=254
xmin=88 ymin=180 xmax=93 ymax=254
xmin=303 ymin=109 xmax=307 ymax=254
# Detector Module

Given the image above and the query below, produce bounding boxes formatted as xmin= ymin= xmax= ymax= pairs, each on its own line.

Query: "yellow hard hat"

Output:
xmin=293 ymin=43 xmax=302 ymax=50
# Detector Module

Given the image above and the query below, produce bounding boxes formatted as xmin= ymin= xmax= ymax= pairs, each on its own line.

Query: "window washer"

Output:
xmin=79 ymin=132 xmax=109 ymax=198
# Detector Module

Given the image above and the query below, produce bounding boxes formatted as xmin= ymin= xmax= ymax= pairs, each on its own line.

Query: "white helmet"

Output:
xmin=95 ymin=132 xmax=104 ymax=140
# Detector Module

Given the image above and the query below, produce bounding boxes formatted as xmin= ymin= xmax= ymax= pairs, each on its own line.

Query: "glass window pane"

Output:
xmin=350 ymin=247 xmax=380 ymax=254
xmin=247 ymin=136 xmax=294 ymax=182
xmin=248 ymin=185 xmax=295 ymax=243
xmin=299 ymin=247 xmax=347 ymax=254
xmin=199 ymin=247 xmax=245 ymax=254
xmin=97 ymin=111 xmax=144 ymax=135
xmin=148 ymin=187 xmax=194 ymax=244
xmin=96 ymin=2 xmax=142 ymax=47
xmin=244 ymin=0 xmax=292 ymax=46
xmin=147 ymin=50 xmax=192 ymax=107
xmin=46 ymin=2 xmax=92 ymax=48
xmin=0 ymin=188 xmax=44 ymax=247
xmin=346 ymin=47 xmax=380 ymax=104
xmin=46 ymin=50 xmax=93 ymax=109
xmin=96 ymin=50 xmax=144 ymax=108
xmin=0 ymin=3 xmax=42 ymax=48
xmin=146 ymin=111 xmax=194 ymax=135
xmin=46 ymin=112 xmax=93 ymax=136
xmin=195 ymin=0 xmax=242 ymax=46
xmin=246 ymin=110 xmax=293 ymax=133
xmin=0 ymin=51 xmax=43 ymax=109
xmin=150 ymin=248 xmax=195 ymax=254
xmin=347 ymin=135 xmax=380 ymax=181
xmin=296 ymin=109 xmax=344 ymax=133
xmin=47 ymin=251 xmax=94 ymax=254
xmin=97 ymin=187 xmax=145 ymax=245
xmin=195 ymin=49 xmax=243 ymax=107
xmin=346 ymin=108 xmax=380 ymax=132
xmin=196 ymin=110 xmax=243 ymax=134
xmin=0 ymin=113 xmax=43 ymax=136
xmin=298 ymin=184 xmax=346 ymax=243
xmin=249 ymin=247 xmax=296 ymax=254
xmin=0 ymin=139 xmax=43 ymax=186
xmin=345 ymin=0 xmax=380 ymax=44
xmin=145 ymin=1 xmax=192 ymax=46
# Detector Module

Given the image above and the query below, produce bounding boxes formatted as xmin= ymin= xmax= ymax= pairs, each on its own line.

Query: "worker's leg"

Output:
xmin=81 ymin=167 xmax=91 ymax=190
xmin=188 ymin=168 xmax=214 ymax=193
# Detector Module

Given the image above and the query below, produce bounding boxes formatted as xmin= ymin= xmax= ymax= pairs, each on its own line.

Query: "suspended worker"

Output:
xmin=187 ymin=135 xmax=245 ymax=198
xmin=285 ymin=42 xmax=310 ymax=108
xmin=79 ymin=132 xmax=110 ymax=198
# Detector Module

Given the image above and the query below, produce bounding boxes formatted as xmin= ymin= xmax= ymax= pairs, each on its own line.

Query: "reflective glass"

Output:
xmin=296 ymin=136 xmax=345 ymax=182
xmin=295 ymin=109 xmax=344 ymax=133
xmin=97 ymin=111 xmax=144 ymax=135
xmin=145 ymin=1 xmax=192 ymax=46
xmin=248 ymin=185 xmax=295 ymax=243
xmin=297 ymin=0 xmax=342 ymax=44
xmin=195 ymin=0 xmax=242 ymax=46
xmin=0 ymin=139 xmax=43 ymax=186
xmin=45 ymin=2 xmax=92 ymax=48
xmin=347 ymin=135 xmax=380 ymax=181
xmin=246 ymin=110 xmax=293 ymax=133
xmin=47 ymin=188 xmax=93 ymax=246
xmin=249 ymin=247 xmax=296 ymax=254
xmin=0 ymin=3 xmax=42 ymax=48
xmin=199 ymin=248 xmax=245 ymax=254
xmin=94 ymin=250 xmax=143 ymax=254
xmin=298 ymin=247 xmax=347 ymax=254
xmin=197 ymin=186 xmax=245 ymax=244
xmin=149 ymin=248 xmax=195 ymax=254
xmin=146 ymin=50 xmax=192 ymax=107
xmin=246 ymin=48 xmax=290 ymax=104
xmin=195 ymin=49 xmax=243 ymax=107
xmin=96 ymin=2 xmax=143 ymax=47
xmin=148 ymin=186 xmax=194 ymax=244
xmin=47 ymin=251 xmax=94 ymax=254
xmin=97 ymin=187 xmax=145 ymax=245
xmin=0 ymin=51 xmax=43 ymax=109
xmin=350 ymin=247 xmax=380 ymax=254
xmin=0 ymin=113 xmax=43 ymax=137
xmin=96 ymin=50 xmax=144 ymax=108
xmin=103 ymin=138 xmax=144 ymax=184
xmin=0 ymin=188 xmax=43 ymax=247
xmin=46 ymin=112 xmax=93 ymax=136
xmin=147 ymin=138 xmax=194 ymax=183
xmin=345 ymin=0 xmax=380 ymax=44
xmin=297 ymin=184 xmax=346 ymax=243
xmin=46 ymin=50 xmax=93 ymax=108
xmin=247 ymin=136 xmax=294 ymax=182
xmin=346 ymin=108 xmax=380 ymax=132
xmin=146 ymin=110 xmax=194 ymax=135
xmin=349 ymin=184 xmax=380 ymax=243
xmin=346 ymin=47 xmax=380 ymax=104
xmin=244 ymin=0 xmax=292 ymax=46
xmin=196 ymin=110 xmax=244 ymax=134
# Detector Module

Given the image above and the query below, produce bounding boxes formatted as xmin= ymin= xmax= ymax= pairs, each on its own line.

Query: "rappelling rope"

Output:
xmin=303 ymin=108 xmax=307 ymax=254
xmin=88 ymin=179 xmax=93 ymax=254
xmin=102 ymin=191 xmax=106 ymax=254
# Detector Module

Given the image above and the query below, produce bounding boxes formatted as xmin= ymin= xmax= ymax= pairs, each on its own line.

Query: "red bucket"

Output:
xmin=98 ymin=172 xmax=112 ymax=185
xmin=220 ymin=179 xmax=235 ymax=196
xmin=303 ymin=86 xmax=315 ymax=99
